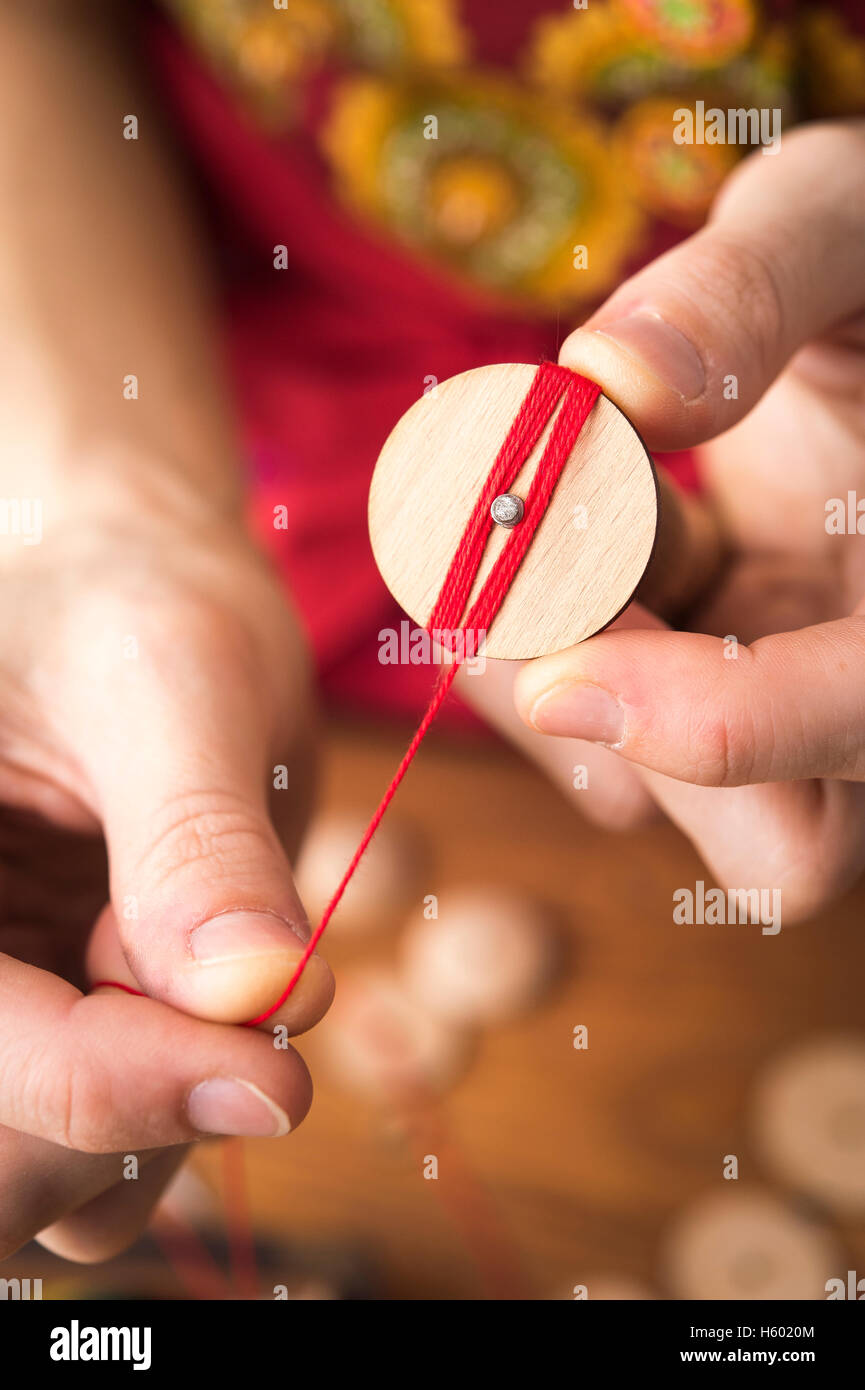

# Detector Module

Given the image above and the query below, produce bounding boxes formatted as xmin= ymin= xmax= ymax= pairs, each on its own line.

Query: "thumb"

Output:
xmin=514 ymin=614 xmax=865 ymax=787
xmin=559 ymin=120 xmax=865 ymax=451
xmin=66 ymin=604 xmax=333 ymax=1029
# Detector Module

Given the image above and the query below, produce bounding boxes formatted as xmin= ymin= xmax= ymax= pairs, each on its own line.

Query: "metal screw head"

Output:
xmin=490 ymin=493 xmax=524 ymax=529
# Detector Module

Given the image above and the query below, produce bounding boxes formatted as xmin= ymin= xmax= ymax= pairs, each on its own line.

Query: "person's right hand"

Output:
xmin=461 ymin=121 xmax=865 ymax=924
xmin=0 ymin=494 xmax=333 ymax=1264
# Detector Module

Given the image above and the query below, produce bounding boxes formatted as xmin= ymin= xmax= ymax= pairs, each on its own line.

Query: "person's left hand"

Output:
xmin=0 ymin=504 xmax=332 ymax=1264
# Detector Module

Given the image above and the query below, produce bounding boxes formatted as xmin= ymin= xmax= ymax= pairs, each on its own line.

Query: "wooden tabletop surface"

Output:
xmin=188 ymin=714 xmax=865 ymax=1301
xmin=5 ymin=712 xmax=863 ymax=1301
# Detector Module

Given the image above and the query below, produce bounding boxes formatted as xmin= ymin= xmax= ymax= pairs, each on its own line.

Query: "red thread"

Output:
xmin=427 ymin=363 xmax=572 ymax=641
xmin=90 ymin=979 xmax=144 ymax=996
xmin=92 ymin=364 xmax=600 ymax=1025
xmin=221 ymin=1138 xmax=260 ymax=1299
xmin=244 ymin=660 xmax=461 ymax=1024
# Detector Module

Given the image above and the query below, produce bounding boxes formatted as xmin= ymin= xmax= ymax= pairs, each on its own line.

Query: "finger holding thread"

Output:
xmin=87 ymin=902 xmax=329 ymax=1036
xmin=244 ymin=363 xmax=606 ymax=1016
xmin=49 ymin=591 xmax=335 ymax=1031
xmin=0 ymin=948 xmax=314 ymax=1151
xmin=215 ymin=362 xmax=606 ymax=1019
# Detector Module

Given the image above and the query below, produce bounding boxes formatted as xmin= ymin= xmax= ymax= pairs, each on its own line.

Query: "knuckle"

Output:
xmin=25 ymin=1045 xmax=112 ymax=1154
xmin=708 ymin=795 xmax=856 ymax=926
xmin=772 ymin=817 xmax=862 ymax=923
xmin=55 ymin=1057 xmax=112 ymax=1154
xmin=136 ymin=790 xmax=280 ymax=892
xmin=139 ymin=592 xmax=256 ymax=669
xmin=686 ymin=700 xmax=761 ymax=787
xmin=692 ymin=234 xmax=787 ymax=376
xmin=66 ymin=581 xmax=264 ymax=698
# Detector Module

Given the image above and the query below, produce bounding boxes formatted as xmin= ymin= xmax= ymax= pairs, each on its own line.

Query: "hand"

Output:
xmin=467 ymin=120 xmax=865 ymax=920
xmin=0 ymin=497 xmax=333 ymax=1262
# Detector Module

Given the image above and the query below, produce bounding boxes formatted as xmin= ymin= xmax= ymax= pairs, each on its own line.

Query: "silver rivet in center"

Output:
xmin=490 ymin=493 xmax=524 ymax=529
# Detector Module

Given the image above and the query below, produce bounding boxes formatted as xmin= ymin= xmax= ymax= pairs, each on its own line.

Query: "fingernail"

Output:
xmin=594 ymin=311 xmax=705 ymax=402
xmin=190 ymin=909 xmax=310 ymax=964
xmin=187 ymin=1077 xmax=291 ymax=1137
xmin=529 ymin=681 xmax=625 ymax=745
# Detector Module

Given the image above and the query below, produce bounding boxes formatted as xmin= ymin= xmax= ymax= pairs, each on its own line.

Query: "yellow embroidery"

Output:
xmin=169 ymin=0 xmax=334 ymax=119
xmin=616 ymin=0 xmax=757 ymax=68
xmin=323 ymin=74 xmax=643 ymax=309
xmin=528 ymin=4 xmax=693 ymax=102
xmin=156 ymin=1 xmax=827 ymax=309
xmin=166 ymin=0 xmax=468 ymax=120
xmin=616 ymin=95 xmax=740 ymax=225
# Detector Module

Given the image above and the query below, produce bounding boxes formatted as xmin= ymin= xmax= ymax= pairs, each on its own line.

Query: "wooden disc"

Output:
xmin=318 ymin=969 xmax=472 ymax=1099
xmin=295 ymin=811 xmax=421 ymax=937
xmin=400 ymin=887 xmax=556 ymax=1025
xmin=752 ymin=1035 xmax=865 ymax=1213
xmin=368 ymin=363 xmax=658 ymax=660
xmin=662 ymin=1191 xmax=838 ymax=1301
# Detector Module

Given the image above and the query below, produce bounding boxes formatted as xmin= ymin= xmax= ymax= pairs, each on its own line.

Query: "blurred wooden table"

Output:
xmin=193 ymin=715 xmax=865 ymax=1300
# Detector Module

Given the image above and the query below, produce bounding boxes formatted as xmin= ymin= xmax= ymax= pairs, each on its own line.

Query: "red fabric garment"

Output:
xmin=145 ymin=14 xmax=698 ymax=717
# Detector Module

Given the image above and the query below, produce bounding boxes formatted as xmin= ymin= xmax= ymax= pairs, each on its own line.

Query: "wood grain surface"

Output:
xmin=191 ymin=717 xmax=865 ymax=1300
xmin=368 ymin=363 xmax=658 ymax=660
xmin=7 ymin=716 xmax=863 ymax=1300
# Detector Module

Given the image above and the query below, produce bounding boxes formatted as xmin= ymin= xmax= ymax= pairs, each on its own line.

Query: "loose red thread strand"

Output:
xmin=395 ymin=1085 xmax=533 ymax=1299
xmin=149 ymin=1207 xmax=236 ymax=1301
xmin=246 ymin=363 xmax=599 ymax=1025
xmin=92 ymin=363 xmax=600 ymax=1025
xmin=221 ymin=1137 xmax=260 ymax=1299
xmin=244 ymin=660 xmax=461 ymax=1025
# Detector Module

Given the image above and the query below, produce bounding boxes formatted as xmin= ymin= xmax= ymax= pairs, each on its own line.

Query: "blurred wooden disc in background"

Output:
xmin=295 ymin=812 xmax=421 ymax=937
xmin=751 ymin=1035 xmax=865 ymax=1214
xmin=368 ymin=363 xmax=659 ymax=660
xmin=662 ymin=1190 xmax=838 ymax=1301
xmin=319 ymin=969 xmax=472 ymax=1099
xmin=401 ymin=887 xmax=556 ymax=1025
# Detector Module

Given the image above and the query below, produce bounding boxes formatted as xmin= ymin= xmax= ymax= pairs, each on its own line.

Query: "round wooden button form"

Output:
xmin=400 ymin=888 xmax=556 ymax=1026
xmin=662 ymin=1191 xmax=838 ymax=1301
xmin=751 ymin=1035 xmax=865 ymax=1214
xmin=295 ymin=811 xmax=421 ymax=937
xmin=368 ymin=364 xmax=659 ymax=660
xmin=319 ymin=969 xmax=472 ymax=1099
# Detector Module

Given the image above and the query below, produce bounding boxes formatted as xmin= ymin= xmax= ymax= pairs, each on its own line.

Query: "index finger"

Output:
xmin=0 ymin=951 xmax=312 ymax=1152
